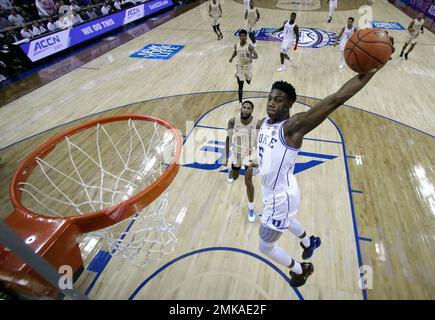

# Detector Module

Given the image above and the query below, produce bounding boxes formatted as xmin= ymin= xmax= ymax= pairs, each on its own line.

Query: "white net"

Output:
xmin=95 ymin=189 xmax=177 ymax=266
xmin=18 ymin=118 xmax=179 ymax=266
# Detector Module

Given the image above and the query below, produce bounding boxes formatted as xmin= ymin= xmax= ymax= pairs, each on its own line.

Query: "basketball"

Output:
xmin=344 ymin=28 xmax=393 ymax=74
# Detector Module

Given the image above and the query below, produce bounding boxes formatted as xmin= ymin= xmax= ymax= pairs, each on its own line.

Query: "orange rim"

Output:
xmin=9 ymin=114 xmax=183 ymax=232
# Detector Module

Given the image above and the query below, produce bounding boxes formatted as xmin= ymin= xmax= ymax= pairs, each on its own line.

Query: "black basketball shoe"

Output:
xmin=289 ymin=262 xmax=314 ymax=287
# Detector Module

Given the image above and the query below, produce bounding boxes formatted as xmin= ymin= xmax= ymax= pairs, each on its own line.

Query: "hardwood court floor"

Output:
xmin=1 ymin=92 xmax=433 ymax=299
xmin=234 ymin=0 xmax=372 ymax=11
xmin=0 ymin=0 xmax=434 ymax=299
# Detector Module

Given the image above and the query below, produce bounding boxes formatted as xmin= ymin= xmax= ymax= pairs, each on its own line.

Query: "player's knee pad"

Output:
xmin=259 ymin=239 xmax=275 ymax=253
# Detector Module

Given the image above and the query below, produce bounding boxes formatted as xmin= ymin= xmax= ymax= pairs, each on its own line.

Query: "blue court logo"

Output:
xmin=235 ymin=28 xmax=337 ymax=48
xmin=130 ymin=44 xmax=184 ymax=60
xmin=370 ymin=21 xmax=405 ymax=30
xmin=184 ymin=140 xmax=337 ymax=175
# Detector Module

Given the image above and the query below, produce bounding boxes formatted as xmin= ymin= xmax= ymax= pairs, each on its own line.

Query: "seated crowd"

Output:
xmin=0 ymin=0 xmax=188 ymax=82
xmin=0 ymin=0 xmax=144 ymax=81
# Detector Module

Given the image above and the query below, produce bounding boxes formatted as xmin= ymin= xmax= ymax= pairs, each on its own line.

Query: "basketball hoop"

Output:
xmin=0 ymin=114 xmax=182 ymax=295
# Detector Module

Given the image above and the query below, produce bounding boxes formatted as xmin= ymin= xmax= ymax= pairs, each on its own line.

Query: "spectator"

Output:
xmin=15 ymin=6 xmax=33 ymax=21
xmin=58 ymin=1 xmax=70 ymax=15
xmin=8 ymin=10 xmax=25 ymax=27
xmin=20 ymin=23 xmax=33 ymax=39
xmin=70 ymin=0 xmax=81 ymax=12
xmin=84 ymin=6 xmax=98 ymax=20
xmin=3 ymin=26 xmax=18 ymax=44
xmin=0 ymin=0 xmax=13 ymax=10
xmin=71 ymin=10 xmax=83 ymax=25
xmin=32 ymin=21 xmax=47 ymax=36
xmin=113 ymin=0 xmax=121 ymax=10
xmin=101 ymin=2 xmax=110 ymax=15
xmin=0 ymin=10 xmax=10 ymax=28
xmin=56 ymin=14 xmax=70 ymax=28
xmin=0 ymin=7 xmax=8 ymax=18
xmin=0 ymin=44 xmax=25 ymax=76
xmin=20 ymin=0 xmax=41 ymax=21
xmin=35 ymin=0 xmax=57 ymax=17
xmin=46 ymin=15 xmax=58 ymax=31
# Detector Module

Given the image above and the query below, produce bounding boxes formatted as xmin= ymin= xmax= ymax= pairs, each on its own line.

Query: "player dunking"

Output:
xmin=209 ymin=0 xmax=223 ymax=40
xmin=272 ymin=12 xmax=299 ymax=72
xmin=229 ymin=29 xmax=258 ymax=106
xmin=328 ymin=0 xmax=337 ymax=23
xmin=252 ymin=68 xmax=384 ymax=287
xmin=400 ymin=13 xmax=425 ymax=60
xmin=334 ymin=17 xmax=357 ymax=69
xmin=245 ymin=0 xmax=260 ymax=47
xmin=224 ymin=101 xmax=262 ymax=222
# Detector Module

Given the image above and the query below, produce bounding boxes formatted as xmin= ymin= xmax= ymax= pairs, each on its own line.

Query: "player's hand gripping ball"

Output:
xmin=344 ymin=29 xmax=393 ymax=74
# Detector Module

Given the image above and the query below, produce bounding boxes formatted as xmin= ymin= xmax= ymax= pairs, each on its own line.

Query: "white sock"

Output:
xmin=259 ymin=239 xmax=292 ymax=266
xmin=300 ymin=235 xmax=310 ymax=248
xmin=288 ymin=219 xmax=310 ymax=248
xmin=248 ymin=202 xmax=254 ymax=210
xmin=329 ymin=7 xmax=334 ymax=18
xmin=281 ymin=64 xmax=284 ymax=68
xmin=290 ymin=261 xmax=302 ymax=275
xmin=340 ymin=52 xmax=344 ymax=65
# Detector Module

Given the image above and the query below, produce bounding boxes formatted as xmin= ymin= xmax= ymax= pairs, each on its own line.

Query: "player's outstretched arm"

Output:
xmin=272 ymin=21 xmax=285 ymax=34
xmin=291 ymin=70 xmax=379 ymax=137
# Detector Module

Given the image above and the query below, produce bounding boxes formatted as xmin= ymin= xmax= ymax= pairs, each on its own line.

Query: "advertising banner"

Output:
xmin=20 ymin=0 xmax=173 ymax=62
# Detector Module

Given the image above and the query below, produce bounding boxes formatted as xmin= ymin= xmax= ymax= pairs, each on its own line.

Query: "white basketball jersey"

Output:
xmin=283 ymin=20 xmax=295 ymax=43
xmin=210 ymin=2 xmax=220 ymax=17
xmin=236 ymin=42 xmax=252 ymax=66
xmin=340 ymin=25 xmax=355 ymax=47
xmin=232 ymin=116 xmax=258 ymax=156
xmin=257 ymin=118 xmax=299 ymax=193
xmin=410 ymin=18 xmax=424 ymax=35
xmin=246 ymin=8 xmax=257 ymax=26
